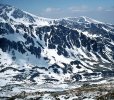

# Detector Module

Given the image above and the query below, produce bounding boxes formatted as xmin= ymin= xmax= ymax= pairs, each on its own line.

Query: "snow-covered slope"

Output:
xmin=0 ymin=4 xmax=114 ymax=94
xmin=0 ymin=4 xmax=54 ymax=26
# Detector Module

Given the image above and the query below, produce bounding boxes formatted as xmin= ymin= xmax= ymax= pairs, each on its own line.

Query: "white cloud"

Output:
xmin=45 ymin=7 xmax=60 ymax=13
xmin=97 ymin=6 xmax=114 ymax=12
xmin=105 ymin=9 xmax=113 ymax=12
xmin=68 ymin=5 xmax=88 ymax=12
xmin=45 ymin=8 xmax=52 ymax=12
xmin=97 ymin=6 xmax=104 ymax=11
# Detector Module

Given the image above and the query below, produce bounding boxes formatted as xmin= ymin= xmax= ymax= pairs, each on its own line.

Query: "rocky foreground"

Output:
xmin=0 ymin=79 xmax=114 ymax=100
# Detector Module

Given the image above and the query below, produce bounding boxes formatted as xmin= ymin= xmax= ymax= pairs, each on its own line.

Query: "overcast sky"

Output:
xmin=0 ymin=0 xmax=114 ymax=24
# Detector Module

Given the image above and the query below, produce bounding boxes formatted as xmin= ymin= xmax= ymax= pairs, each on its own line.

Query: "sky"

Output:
xmin=0 ymin=0 xmax=114 ymax=24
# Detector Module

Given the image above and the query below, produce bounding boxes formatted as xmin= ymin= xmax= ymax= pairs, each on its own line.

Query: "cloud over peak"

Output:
xmin=68 ymin=5 xmax=88 ymax=12
xmin=45 ymin=7 xmax=60 ymax=13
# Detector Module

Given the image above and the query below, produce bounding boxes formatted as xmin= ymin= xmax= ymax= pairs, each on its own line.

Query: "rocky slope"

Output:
xmin=0 ymin=4 xmax=114 ymax=97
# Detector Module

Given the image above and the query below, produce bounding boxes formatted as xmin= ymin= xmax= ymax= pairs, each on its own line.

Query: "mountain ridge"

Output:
xmin=0 ymin=4 xmax=108 ymax=25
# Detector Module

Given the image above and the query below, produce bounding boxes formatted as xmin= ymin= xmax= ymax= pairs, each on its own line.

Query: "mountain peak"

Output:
xmin=61 ymin=16 xmax=103 ymax=24
xmin=79 ymin=16 xmax=103 ymax=24
xmin=0 ymin=4 xmax=53 ymax=26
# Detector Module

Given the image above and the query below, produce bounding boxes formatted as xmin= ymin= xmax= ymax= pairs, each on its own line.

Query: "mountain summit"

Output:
xmin=0 ymin=4 xmax=53 ymax=26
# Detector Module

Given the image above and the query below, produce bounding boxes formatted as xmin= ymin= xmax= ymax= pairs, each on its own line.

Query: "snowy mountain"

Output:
xmin=0 ymin=4 xmax=54 ymax=26
xmin=0 ymin=4 xmax=114 ymax=97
